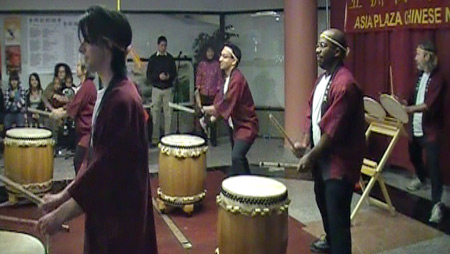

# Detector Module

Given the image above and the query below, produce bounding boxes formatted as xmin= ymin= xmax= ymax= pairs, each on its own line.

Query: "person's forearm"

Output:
xmin=54 ymin=198 xmax=83 ymax=223
xmin=408 ymin=103 xmax=427 ymax=113
xmin=308 ymin=134 xmax=331 ymax=161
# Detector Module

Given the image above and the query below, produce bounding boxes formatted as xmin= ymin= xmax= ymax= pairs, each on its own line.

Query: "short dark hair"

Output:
xmin=157 ymin=36 xmax=167 ymax=45
xmin=78 ymin=5 xmax=132 ymax=78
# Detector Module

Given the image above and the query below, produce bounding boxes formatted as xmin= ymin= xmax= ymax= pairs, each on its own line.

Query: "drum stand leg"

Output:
xmin=182 ymin=204 xmax=194 ymax=216
xmin=156 ymin=198 xmax=174 ymax=214
xmin=8 ymin=193 xmax=18 ymax=204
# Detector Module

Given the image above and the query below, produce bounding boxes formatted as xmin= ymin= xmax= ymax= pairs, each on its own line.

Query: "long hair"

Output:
xmin=28 ymin=72 xmax=42 ymax=91
xmin=78 ymin=6 xmax=132 ymax=80
xmin=54 ymin=63 xmax=72 ymax=79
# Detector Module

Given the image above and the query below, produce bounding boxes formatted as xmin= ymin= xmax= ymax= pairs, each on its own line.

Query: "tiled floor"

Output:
xmin=1 ymin=136 xmax=449 ymax=253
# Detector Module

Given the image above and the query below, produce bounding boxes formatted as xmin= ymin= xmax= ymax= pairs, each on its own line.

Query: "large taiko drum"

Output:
xmin=0 ymin=231 xmax=46 ymax=254
xmin=3 ymin=128 xmax=54 ymax=203
xmin=216 ymin=176 xmax=291 ymax=254
xmin=157 ymin=134 xmax=208 ymax=208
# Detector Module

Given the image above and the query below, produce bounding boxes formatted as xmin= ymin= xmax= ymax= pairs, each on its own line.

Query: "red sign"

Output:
xmin=345 ymin=0 xmax=450 ymax=33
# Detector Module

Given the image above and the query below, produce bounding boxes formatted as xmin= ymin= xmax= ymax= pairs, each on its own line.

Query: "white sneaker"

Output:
xmin=429 ymin=202 xmax=444 ymax=224
xmin=406 ymin=178 xmax=423 ymax=191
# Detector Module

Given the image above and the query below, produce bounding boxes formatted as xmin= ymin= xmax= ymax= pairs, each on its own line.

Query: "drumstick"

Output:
xmin=259 ymin=161 xmax=298 ymax=168
xmin=0 ymin=214 xmax=70 ymax=232
xmin=0 ymin=175 xmax=44 ymax=205
xmin=169 ymin=102 xmax=195 ymax=114
xmin=143 ymin=102 xmax=195 ymax=114
xmin=268 ymin=114 xmax=296 ymax=149
xmin=28 ymin=108 xmax=51 ymax=117
xmin=389 ymin=65 xmax=394 ymax=95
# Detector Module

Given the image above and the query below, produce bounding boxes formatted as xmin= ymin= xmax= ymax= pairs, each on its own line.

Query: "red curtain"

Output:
xmin=331 ymin=1 xmax=450 ymax=184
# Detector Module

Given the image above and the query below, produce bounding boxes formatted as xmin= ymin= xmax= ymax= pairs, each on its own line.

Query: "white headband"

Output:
xmin=223 ymin=46 xmax=238 ymax=62
xmin=321 ymin=34 xmax=350 ymax=56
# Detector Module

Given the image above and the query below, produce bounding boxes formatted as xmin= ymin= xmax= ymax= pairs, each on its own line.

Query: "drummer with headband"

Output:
xmin=202 ymin=43 xmax=259 ymax=176
xmin=292 ymin=28 xmax=365 ymax=254
xmin=404 ymin=41 xmax=446 ymax=224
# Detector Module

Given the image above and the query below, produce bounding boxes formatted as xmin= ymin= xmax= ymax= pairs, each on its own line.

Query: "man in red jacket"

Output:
xmin=203 ymin=43 xmax=259 ymax=176
xmin=37 ymin=6 xmax=158 ymax=254
xmin=405 ymin=41 xmax=446 ymax=224
xmin=293 ymin=28 xmax=365 ymax=254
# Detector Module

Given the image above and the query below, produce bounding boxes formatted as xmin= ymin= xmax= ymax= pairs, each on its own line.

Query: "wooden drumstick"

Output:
xmin=259 ymin=161 xmax=298 ymax=168
xmin=268 ymin=114 xmax=296 ymax=149
xmin=143 ymin=102 xmax=195 ymax=114
xmin=0 ymin=214 xmax=70 ymax=232
xmin=28 ymin=108 xmax=51 ymax=117
xmin=0 ymin=175 xmax=44 ymax=206
xmin=389 ymin=65 xmax=394 ymax=95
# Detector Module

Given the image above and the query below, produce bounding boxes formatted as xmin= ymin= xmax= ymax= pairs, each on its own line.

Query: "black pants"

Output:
xmin=314 ymin=169 xmax=353 ymax=254
xmin=408 ymin=136 xmax=442 ymax=204
xmin=228 ymin=127 xmax=253 ymax=176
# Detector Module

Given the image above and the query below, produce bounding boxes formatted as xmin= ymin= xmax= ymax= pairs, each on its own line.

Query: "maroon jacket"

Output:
xmin=214 ymin=68 xmax=259 ymax=143
xmin=69 ymin=78 xmax=157 ymax=254
xmin=408 ymin=69 xmax=446 ymax=143
xmin=65 ymin=79 xmax=97 ymax=148
xmin=304 ymin=66 xmax=365 ymax=184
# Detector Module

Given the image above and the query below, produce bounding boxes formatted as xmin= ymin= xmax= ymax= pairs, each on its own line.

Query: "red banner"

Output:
xmin=345 ymin=0 xmax=450 ymax=33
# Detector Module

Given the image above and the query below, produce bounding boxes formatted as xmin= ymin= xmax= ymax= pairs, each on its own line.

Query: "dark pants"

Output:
xmin=228 ymin=127 xmax=253 ymax=176
xmin=314 ymin=168 xmax=353 ymax=254
xmin=73 ymin=145 xmax=87 ymax=175
xmin=194 ymin=94 xmax=217 ymax=145
xmin=3 ymin=112 xmax=25 ymax=131
xmin=408 ymin=136 xmax=442 ymax=204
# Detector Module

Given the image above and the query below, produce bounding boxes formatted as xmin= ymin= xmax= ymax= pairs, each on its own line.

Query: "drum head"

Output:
xmin=6 ymin=128 xmax=52 ymax=139
xmin=222 ymin=175 xmax=287 ymax=199
xmin=379 ymin=94 xmax=408 ymax=123
xmin=0 ymin=231 xmax=45 ymax=254
xmin=160 ymin=134 xmax=205 ymax=148
xmin=363 ymin=97 xmax=386 ymax=118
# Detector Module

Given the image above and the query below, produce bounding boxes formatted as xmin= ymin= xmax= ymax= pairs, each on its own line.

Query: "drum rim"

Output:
xmin=160 ymin=134 xmax=206 ymax=148
xmin=5 ymin=127 xmax=53 ymax=140
xmin=0 ymin=229 xmax=45 ymax=252
xmin=220 ymin=176 xmax=288 ymax=205
xmin=220 ymin=187 xmax=288 ymax=206
xmin=379 ymin=94 xmax=409 ymax=123
xmin=363 ymin=96 xmax=386 ymax=118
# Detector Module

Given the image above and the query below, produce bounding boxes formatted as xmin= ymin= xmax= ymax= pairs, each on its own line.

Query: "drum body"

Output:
xmin=3 ymin=128 xmax=54 ymax=200
xmin=217 ymin=176 xmax=290 ymax=254
xmin=0 ymin=230 xmax=45 ymax=254
xmin=158 ymin=134 xmax=208 ymax=206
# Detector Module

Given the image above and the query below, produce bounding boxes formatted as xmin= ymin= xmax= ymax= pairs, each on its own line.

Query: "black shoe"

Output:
xmin=310 ymin=236 xmax=330 ymax=253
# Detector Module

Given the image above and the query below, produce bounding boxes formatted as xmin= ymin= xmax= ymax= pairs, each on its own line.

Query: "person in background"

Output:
xmin=51 ymin=60 xmax=97 ymax=174
xmin=146 ymin=35 xmax=177 ymax=142
xmin=4 ymin=71 xmax=26 ymax=131
xmin=52 ymin=63 xmax=72 ymax=89
xmin=404 ymin=41 xmax=446 ymax=224
xmin=195 ymin=45 xmax=222 ymax=146
xmin=26 ymin=73 xmax=45 ymax=127
xmin=42 ymin=76 xmax=65 ymax=111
